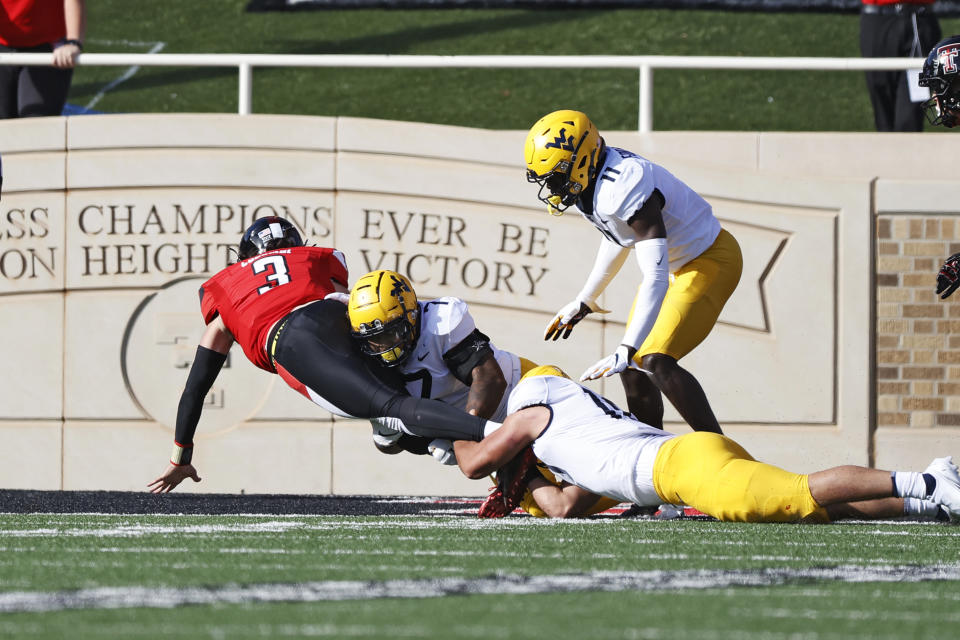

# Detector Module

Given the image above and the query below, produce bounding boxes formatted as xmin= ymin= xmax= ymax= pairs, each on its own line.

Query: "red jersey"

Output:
xmin=199 ymin=246 xmax=348 ymax=372
xmin=0 ymin=0 xmax=67 ymax=48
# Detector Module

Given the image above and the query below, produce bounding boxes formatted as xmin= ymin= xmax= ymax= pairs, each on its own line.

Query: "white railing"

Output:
xmin=0 ymin=52 xmax=925 ymax=132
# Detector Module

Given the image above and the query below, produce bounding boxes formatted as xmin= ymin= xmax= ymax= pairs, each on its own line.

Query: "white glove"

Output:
xmin=543 ymin=299 xmax=608 ymax=341
xmin=428 ymin=439 xmax=457 ymax=465
xmin=324 ymin=291 xmax=350 ymax=305
xmin=580 ymin=345 xmax=636 ymax=381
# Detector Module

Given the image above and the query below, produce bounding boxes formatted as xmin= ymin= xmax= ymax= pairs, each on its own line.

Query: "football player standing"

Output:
xmin=525 ymin=110 xmax=741 ymax=435
xmin=148 ymin=217 xmax=499 ymax=493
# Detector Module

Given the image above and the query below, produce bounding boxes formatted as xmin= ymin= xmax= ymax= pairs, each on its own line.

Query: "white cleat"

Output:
xmin=924 ymin=456 xmax=960 ymax=521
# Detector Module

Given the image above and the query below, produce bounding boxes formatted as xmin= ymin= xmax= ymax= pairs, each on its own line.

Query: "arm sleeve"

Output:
xmin=575 ymin=236 xmax=631 ymax=308
xmin=443 ymin=328 xmax=495 ymax=386
xmin=173 ymin=346 xmax=228 ymax=446
xmin=621 ymin=237 xmax=670 ymax=350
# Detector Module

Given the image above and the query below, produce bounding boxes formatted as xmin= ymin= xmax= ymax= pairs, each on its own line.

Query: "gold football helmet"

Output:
xmin=524 ymin=110 xmax=602 ymax=213
xmin=348 ymin=270 xmax=419 ymax=366
xmin=520 ymin=364 xmax=570 ymax=381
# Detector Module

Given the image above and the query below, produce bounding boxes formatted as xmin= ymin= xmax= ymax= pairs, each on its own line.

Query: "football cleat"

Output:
xmin=478 ymin=446 xmax=539 ymax=519
xmin=618 ymin=504 xmax=659 ymax=518
xmin=619 ymin=503 xmax=686 ymax=519
xmin=924 ymin=456 xmax=960 ymax=521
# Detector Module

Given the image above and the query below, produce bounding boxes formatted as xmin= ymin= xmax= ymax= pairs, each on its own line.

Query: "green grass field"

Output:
xmin=71 ymin=1 xmax=960 ymax=131
xmin=16 ymin=5 xmax=960 ymax=638
xmin=3 ymin=512 xmax=959 ymax=639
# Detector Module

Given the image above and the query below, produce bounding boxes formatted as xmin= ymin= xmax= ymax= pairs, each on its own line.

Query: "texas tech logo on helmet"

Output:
xmin=936 ymin=44 xmax=960 ymax=76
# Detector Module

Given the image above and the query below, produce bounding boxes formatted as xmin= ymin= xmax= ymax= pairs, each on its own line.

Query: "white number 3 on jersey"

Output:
xmin=252 ymin=255 xmax=291 ymax=294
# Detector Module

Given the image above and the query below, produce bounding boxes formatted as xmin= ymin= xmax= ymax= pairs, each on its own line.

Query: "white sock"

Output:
xmin=482 ymin=420 xmax=502 ymax=438
xmin=891 ymin=471 xmax=936 ymax=499
xmin=903 ymin=497 xmax=948 ymax=521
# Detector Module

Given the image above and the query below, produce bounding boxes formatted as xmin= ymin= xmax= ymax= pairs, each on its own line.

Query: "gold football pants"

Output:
xmin=632 ymin=227 xmax=743 ymax=361
xmin=652 ymin=432 xmax=829 ymax=523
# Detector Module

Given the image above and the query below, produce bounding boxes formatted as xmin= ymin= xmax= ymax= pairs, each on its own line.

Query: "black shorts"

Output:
xmin=0 ymin=43 xmax=73 ymax=118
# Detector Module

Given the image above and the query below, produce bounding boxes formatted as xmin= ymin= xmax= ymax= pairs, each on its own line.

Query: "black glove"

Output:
xmin=937 ymin=253 xmax=960 ymax=299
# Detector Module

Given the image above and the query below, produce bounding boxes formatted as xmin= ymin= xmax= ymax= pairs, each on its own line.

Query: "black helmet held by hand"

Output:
xmin=919 ymin=36 xmax=960 ymax=128
xmin=237 ymin=216 xmax=304 ymax=260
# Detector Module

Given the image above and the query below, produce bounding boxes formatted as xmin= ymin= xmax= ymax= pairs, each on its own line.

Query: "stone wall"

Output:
xmin=1 ymin=114 xmax=957 ymax=494
xmin=876 ymin=216 xmax=960 ymax=429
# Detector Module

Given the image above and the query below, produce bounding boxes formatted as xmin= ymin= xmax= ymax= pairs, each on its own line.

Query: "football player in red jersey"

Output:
xmin=148 ymin=216 xmax=496 ymax=493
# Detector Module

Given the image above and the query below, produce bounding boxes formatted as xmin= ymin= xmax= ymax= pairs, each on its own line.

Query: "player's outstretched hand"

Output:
xmin=148 ymin=463 xmax=201 ymax=493
xmin=937 ymin=253 xmax=960 ymax=299
xmin=543 ymin=300 xmax=607 ymax=341
xmin=580 ymin=345 xmax=636 ymax=381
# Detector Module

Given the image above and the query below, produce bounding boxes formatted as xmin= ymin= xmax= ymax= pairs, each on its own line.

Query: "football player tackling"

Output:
xmin=345 ymin=269 xmax=620 ymax=517
xmin=525 ymin=110 xmax=741 ymax=434
xmin=453 ymin=366 xmax=960 ymax=523
xmin=148 ymin=217 xmax=499 ymax=493
xmin=346 ymin=269 xmax=533 ymax=461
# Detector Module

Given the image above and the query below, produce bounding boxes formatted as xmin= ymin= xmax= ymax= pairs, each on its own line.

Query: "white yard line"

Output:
xmin=82 ymin=39 xmax=166 ymax=111
xmin=1 ymin=565 xmax=958 ymax=613
xmin=0 ymin=520 xmax=305 ymax=537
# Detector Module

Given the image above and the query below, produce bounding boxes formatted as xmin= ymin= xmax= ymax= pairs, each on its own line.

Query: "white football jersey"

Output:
xmin=507 ymin=374 xmax=675 ymax=506
xmin=396 ymin=297 xmax=520 ymax=422
xmin=578 ymin=146 xmax=721 ymax=272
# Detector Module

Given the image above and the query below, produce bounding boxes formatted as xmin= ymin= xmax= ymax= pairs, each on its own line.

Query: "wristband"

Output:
xmin=170 ymin=441 xmax=193 ymax=466
xmin=61 ymin=39 xmax=83 ymax=51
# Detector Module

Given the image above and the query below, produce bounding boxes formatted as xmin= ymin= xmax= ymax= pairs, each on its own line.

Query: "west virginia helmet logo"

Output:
xmin=389 ymin=274 xmax=412 ymax=307
xmin=545 ymin=128 xmax=576 ymax=152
